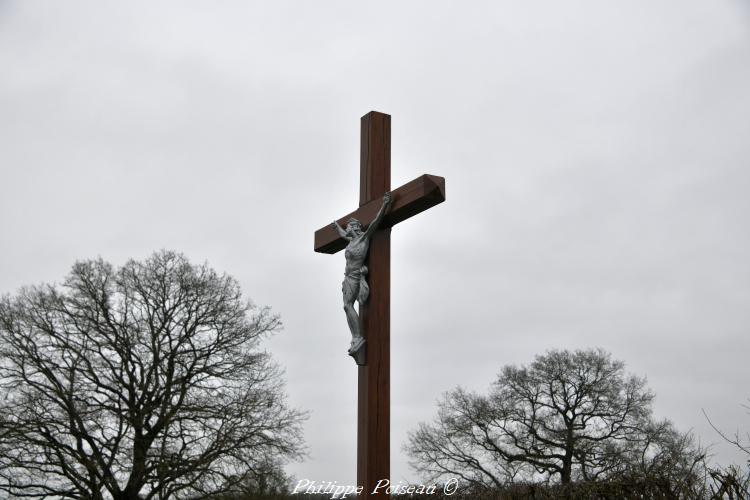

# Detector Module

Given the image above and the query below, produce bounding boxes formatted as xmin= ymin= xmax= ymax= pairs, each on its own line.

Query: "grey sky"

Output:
xmin=1 ymin=0 xmax=749 ymax=485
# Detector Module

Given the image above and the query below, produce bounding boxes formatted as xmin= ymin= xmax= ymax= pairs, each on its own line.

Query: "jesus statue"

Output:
xmin=331 ymin=192 xmax=392 ymax=363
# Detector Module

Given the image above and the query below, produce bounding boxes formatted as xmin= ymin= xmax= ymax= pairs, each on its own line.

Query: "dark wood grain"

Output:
xmin=313 ymin=174 xmax=446 ymax=254
xmin=357 ymin=111 xmax=391 ymax=498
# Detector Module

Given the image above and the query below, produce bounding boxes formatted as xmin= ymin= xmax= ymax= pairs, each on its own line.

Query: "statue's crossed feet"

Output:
xmin=348 ymin=337 xmax=366 ymax=366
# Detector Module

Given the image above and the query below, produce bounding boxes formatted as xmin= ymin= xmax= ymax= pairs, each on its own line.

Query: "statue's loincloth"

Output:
xmin=343 ymin=265 xmax=369 ymax=304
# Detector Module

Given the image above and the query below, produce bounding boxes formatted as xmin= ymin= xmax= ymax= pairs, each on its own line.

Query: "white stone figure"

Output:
xmin=331 ymin=192 xmax=391 ymax=363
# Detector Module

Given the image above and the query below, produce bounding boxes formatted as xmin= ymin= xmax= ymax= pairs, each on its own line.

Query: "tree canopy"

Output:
xmin=406 ymin=348 xmax=703 ymax=489
xmin=0 ymin=250 xmax=305 ymax=499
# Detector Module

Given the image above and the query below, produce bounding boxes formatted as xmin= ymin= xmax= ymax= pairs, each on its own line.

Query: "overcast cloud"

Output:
xmin=1 ymin=0 xmax=749 ymax=485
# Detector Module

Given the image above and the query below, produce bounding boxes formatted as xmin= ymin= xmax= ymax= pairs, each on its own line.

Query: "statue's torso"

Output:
xmin=344 ymin=236 xmax=368 ymax=276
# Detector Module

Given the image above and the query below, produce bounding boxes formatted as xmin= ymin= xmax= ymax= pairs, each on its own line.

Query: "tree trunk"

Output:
xmin=561 ymin=427 xmax=574 ymax=484
xmin=561 ymin=457 xmax=572 ymax=485
xmin=121 ymin=434 xmax=148 ymax=500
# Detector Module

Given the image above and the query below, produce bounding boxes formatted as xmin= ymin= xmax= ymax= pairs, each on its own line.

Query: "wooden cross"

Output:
xmin=314 ymin=111 xmax=446 ymax=498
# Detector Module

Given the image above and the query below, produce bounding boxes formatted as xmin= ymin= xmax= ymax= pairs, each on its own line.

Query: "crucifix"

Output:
xmin=313 ymin=111 xmax=446 ymax=498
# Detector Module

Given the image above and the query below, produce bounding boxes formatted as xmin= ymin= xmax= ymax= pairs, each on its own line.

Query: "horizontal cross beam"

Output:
xmin=314 ymin=174 xmax=446 ymax=254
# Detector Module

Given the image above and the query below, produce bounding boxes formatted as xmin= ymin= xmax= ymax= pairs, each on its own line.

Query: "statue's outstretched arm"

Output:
xmin=332 ymin=220 xmax=349 ymax=240
xmin=364 ymin=192 xmax=392 ymax=238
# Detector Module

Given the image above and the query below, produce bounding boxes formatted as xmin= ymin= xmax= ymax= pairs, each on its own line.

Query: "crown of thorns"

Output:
xmin=347 ymin=218 xmax=362 ymax=227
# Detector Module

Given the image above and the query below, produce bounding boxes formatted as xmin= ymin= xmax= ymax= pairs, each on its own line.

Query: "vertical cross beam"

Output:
xmin=357 ymin=111 xmax=390 ymax=497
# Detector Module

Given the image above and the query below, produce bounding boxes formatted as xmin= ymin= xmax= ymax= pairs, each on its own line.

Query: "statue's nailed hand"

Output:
xmin=383 ymin=192 xmax=392 ymax=205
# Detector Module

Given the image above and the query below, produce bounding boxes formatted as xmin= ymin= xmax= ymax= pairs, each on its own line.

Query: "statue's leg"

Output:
xmin=342 ymin=279 xmax=361 ymax=340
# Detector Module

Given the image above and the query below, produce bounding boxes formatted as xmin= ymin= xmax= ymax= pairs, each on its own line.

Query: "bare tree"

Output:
xmin=406 ymin=348 xmax=702 ymax=488
xmin=0 ymin=250 xmax=306 ymax=499
xmin=702 ymin=401 xmax=750 ymax=498
xmin=703 ymin=401 xmax=750 ymax=460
